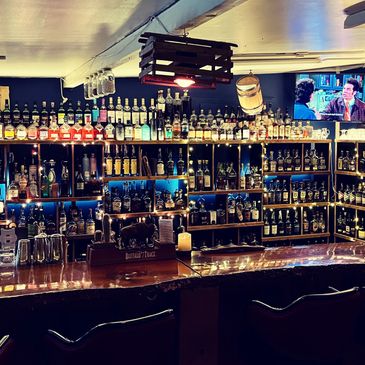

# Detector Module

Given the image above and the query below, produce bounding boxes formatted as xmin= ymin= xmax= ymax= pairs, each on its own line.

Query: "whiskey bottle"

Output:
xmin=115 ymin=97 xmax=123 ymax=124
xmin=303 ymin=210 xmax=309 ymax=234
xmin=107 ymin=97 xmax=115 ymax=124
xmin=313 ymin=181 xmax=320 ymax=202
xmin=227 ymin=162 xmax=237 ymax=190
xmin=270 ymin=210 xmax=277 ymax=236
xmin=294 ymin=149 xmax=301 ymax=171
xmin=349 ymin=152 xmax=356 ymax=172
xmin=292 ymin=182 xmax=299 ymax=203
xmin=165 ymin=89 xmax=173 ymax=119
xmin=269 ymin=151 xmax=277 ymax=172
xmin=277 ymin=210 xmax=285 ymax=235
xmin=157 ymin=148 xmax=165 ymax=176
xmin=172 ymin=114 xmax=181 ymax=140
xmin=60 ymin=161 xmax=70 ymax=197
xmin=181 ymin=114 xmax=189 ymax=140
xmin=284 ymin=150 xmax=293 ymax=172
xmin=4 ymin=119 xmax=15 ymax=140
xmin=304 ymin=149 xmax=311 ymax=171
xmin=275 ymin=180 xmax=282 ymax=204
xmin=115 ymin=118 xmax=125 ymax=141
xmin=264 ymin=212 xmax=270 ymax=236
xmin=112 ymin=188 xmax=122 ymax=213
xmin=123 ymin=145 xmax=130 ymax=176
xmin=310 ymin=210 xmax=319 ymax=233
xmin=31 ymin=102 xmax=40 ymax=124
xmin=284 ymin=210 xmax=292 ymax=235
xmin=293 ymin=210 xmax=300 ymax=235
xmin=167 ymin=150 xmax=174 ymax=176
xmin=251 ymin=201 xmax=259 ymax=221
xmin=99 ymin=98 xmax=107 ymax=124
xmin=114 ymin=145 xmax=122 ymax=176
xmin=104 ymin=117 xmax=115 ymax=140
xmin=319 ymin=152 xmax=326 ymax=171
xmin=77 ymin=210 xmax=85 ymax=234
xmin=203 ymin=160 xmax=211 ymax=190
xmin=82 ymin=153 xmax=90 ymax=182
xmin=356 ymin=183 xmax=362 ymax=205
xmin=276 ymin=150 xmax=284 ymax=172
xmin=130 ymin=146 xmax=138 ymax=176
xmin=86 ymin=208 xmax=96 ymax=235
xmin=358 ymin=217 xmax=365 ymax=239
xmin=196 ymin=160 xmax=204 ymax=191
xmin=343 ymin=151 xmax=350 ymax=171
xmin=157 ymin=90 xmax=165 ymax=113
xmin=105 ymin=145 xmax=113 ymax=177
xmin=123 ymin=98 xmax=131 ymax=123
xmin=94 ymin=118 xmax=104 ymax=140
xmin=173 ymin=92 xmax=182 ymax=117
xmin=75 ymin=164 xmax=85 ymax=196
xmin=124 ymin=119 xmax=133 ymax=141
xmin=188 ymin=161 xmax=195 ymax=191
xmin=282 ymin=181 xmax=289 ymax=204
xmin=177 ymin=148 xmax=185 ymax=175
xmin=337 ymin=182 xmax=344 ymax=202
xmin=134 ymin=118 xmax=142 ymax=141
xmin=338 ymin=150 xmax=344 ymax=170
xmin=240 ymin=163 xmax=246 ymax=189
xmin=122 ymin=183 xmax=131 ymax=212
xmin=164 ymin=117 xmax=173 ymax=140
xmin=16 ymin=119 xmax=28 ymax=140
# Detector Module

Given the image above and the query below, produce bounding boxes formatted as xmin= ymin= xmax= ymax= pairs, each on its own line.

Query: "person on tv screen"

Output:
xmin=322 ymin=78 xmax=365 ymax=121
xmin=294 ymin=78 xmax=320 ymax=120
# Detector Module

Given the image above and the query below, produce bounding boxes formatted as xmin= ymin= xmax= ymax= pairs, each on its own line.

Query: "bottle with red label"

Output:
xmin=94 ymin=118 xmax=104 ymax=141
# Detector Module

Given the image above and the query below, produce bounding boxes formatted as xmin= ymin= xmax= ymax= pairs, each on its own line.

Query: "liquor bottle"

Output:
xmin=164 ymin=117 xmax=173 ymax=140
xmin=167 ymin=151 xmax=174 ymax=176
xmin=303 ymin=210 xmax=309 ymax=233
xmin=15 ymin=118 xmax=28 ymax=140
xmin=75 ymin=100 xmax=83 ymax=124
xmin=48 ymin=159 xmax=58 ymax=197
xmin=227 ymin=162 xmax=237 ymax=190
xmin=123 ymin=145 xmax=130 ymax=176
xmin=124 ymin=119 xmax=133 ymax=141
xmin=115 ymin=118 xmax=125 ymax=141
xmin=337 ymin=151 xmax=344 ymax=171
xmin=251 ymin=201 xmax=259 ymax=221
xmin=293 ymin=210 xmax=300 ymax=234
xmin=284 ymin=150 xmax=293 ymax=172
xmin=282 ymin=181 xmax=289 ymax=203
xmin=310 ymin=210 xmax=319 ymax=233
xmin=66 ymin=101 xmax=75 ymax=125
xmin=104 ymin=117 xmax=115 ymax=140
xmin=311 ymin=149 xmax=319 ymax=171
xmin=203 ymin=160 xmax=211 ymax=190
xmin=92 ymin=99 xmax=99 ymax=124
xmin=306 ymin=182 xmax=314 ymax=203
xmin=313 ymin=181 xmax=320 ymax=202
xmin=57 ymin=102 xmax=65 ymax=125
xmin=180 ymin=114 xmax=189 ymax=140
xmin=343 ymin=151 xmax=350 ymax=171
xmin=59 ymin=119 xmax=71 ymax=140
xmin=276 ymin=150 xmax=284 ymax=172
xmin=269 ymin=151 xmax=277 ymax=172
xmin=264 ymin=212 xmax=270 ymax=236
xmin=240 ymin=163 xmax=246 ymax=189
xmin=122 ymin=183 xmax=131 ymax=212
xmin=60 ymin=161 xmax=69 ymax=197
xmin=39 ymin=118 xmax=49 ymax=141
xmin=114 ymin=145 xmax=122 ymax=176
xmin=82 ymin=153 xmax=90 ymax=182
xmin=76 ymin=210 xmax=85 ymax=234
xmin=104 ymin=145 xmax=113 ymax=177
xmin=139 ymin=98 xmax=148 ymax=125
xmin=134 ymin=118 xmax=142 ymax=141
xmin=182 ymin=90 xmax=191 ymax=116
xmin=227 ymin=195 xmax=236 ymax=223
xmin=12 ymin=102 xmax=20 ymax=126
xmin=31 ymin=102 xmax=40 ymax=124
xmin=294 ymin=149 xmax=301 ymax=171
xmin=22 ymin=103 xmax=31 ymax=126
xmin=284 ymin=210 xmax=292 ymax=235
xmin=27 ymin=206 xmax=37 ymax=238
xmin=173 ymin=92 xmax=182 ymax=117
xmin=349 ymin=152 xmax=356 ymax=172
xmin=59 ymin=202 xmax=67 ymax=234
xmin=195 ymin=120 xmax=203 ymax=141
xmin=112 ymin=188 xmax=122 ymax=213
xmin=196 ymin=160 xmax=204 ymax=191
xmin=177 ymin=148 xmax=185 ymax=175
xmin=115 ymin=97 xmax=123 ymax=124
xmin=86 ymin=208 xmax=96 ymax=235
xmin=131 ymin=98 xmax=139 ymax=125
xmin=123 ymin=98 xmax=131 ymax=123
xmin=48 ymin=116 xmax=59 ymax=140
xmin=40 ymin=161 xmax=49 ymax=198
xmin=188 ymin=117 xmax=196 ymax=140
xmin=275 ymin=180 xmax=282 ymax=204
xmin=4 ymin=118 xmax=15 ymax=140
xmin=107 ymin=97 xmax=115 ymax=124
xmin=277 ymin=210 xmax=285 ymax=235
xmin=82 ymin=117 xmax=95 ymax=141
xmin=188 ymin=161 xmax=195 ymax=191
xmin=99 ymin=98 xmax=107 ymax=124
xmin=270 ymin=210 xmax=277 ymax=236
xmin=75 ymin=164 xmax=85 ymax=196
xmin=94 ymin=118 xmax=104 ymax=140
xmin=360 ymin=151 xmax=365 ymax=172
xmin=304 ymin=149 xmax=311 ymax=171
xmin=358 ymin=217 xmax=365 ymax=239
xmin=164 ymin=88 xmax=173 ymax=119
xmin=172 ymin=114 xmax=181 ymax=140
xmin=141 ymin=118 xmax=151 ymax=141
xmin=130 ymin=146 xmax=138 ymax=176
xmin=356 ymin=183 xmax=362 ymax=205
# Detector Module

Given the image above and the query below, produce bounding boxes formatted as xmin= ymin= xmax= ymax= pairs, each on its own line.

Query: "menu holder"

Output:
xmin=86 ymin=241 xmax=176 ymax=266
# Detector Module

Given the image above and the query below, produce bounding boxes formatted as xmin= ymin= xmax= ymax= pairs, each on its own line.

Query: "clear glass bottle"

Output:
xmin=104 ymin=117 xmax=115 ymax=140
xmin=86 ymin=208 xmax=96 ymax=234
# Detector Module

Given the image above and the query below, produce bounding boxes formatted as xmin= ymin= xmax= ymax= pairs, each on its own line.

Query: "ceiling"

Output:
xmin=1 ymin=0 xmax=365 ymax=83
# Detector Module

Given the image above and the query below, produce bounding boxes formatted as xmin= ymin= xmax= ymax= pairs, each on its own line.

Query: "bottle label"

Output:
xmin=99 ymin=110 xmax=107 ymax=123
xmin=189 ymin=176 xmax=195 ymax=189
xmin=86 ymin=223 xmax=95 ymax=235
xmin=16 ymin=129 xmax=27 ymax=140
xmin=114 ymin=160 xmax=121 ymax=176
xmin=131 ymin=160 xmax=137 ymax=175
xmin=264 ymin=225 xmax=270 ymax=236
xmin=58 ymin=113 xmax=65 ymax=125
xmin=4 ymin=130 xmax=14 ymax=139
xmin=125 ymin=127 xmax=133 ymax=140
xmin=84 ymin=133 xmax=94 ymax=140
xmin=252 ymin=210 xmax=259 ymax=221
xmin=106 ymin=160 xmax=113 ymax=176
xmin=123 ymin=160 xmax=130 ymax=175
xmin=204 ymin=175 xmax=211 ymax=188
xmin=107 ymin=111 xmax=115 ymax=123
xmin=77 ymin=182 xmax=84 ymax=190
xmin=271 ymin=225 xmax=277 ymax=235
xmin=115 ymin=111 xmax=123 ymax=123
xmin=359 ymin=230 xmax=365 ymax=239
xmin=157 ymin=163 xmax=165 ymax=175
xmin=73 ymin=132 xmax=82 ymax=141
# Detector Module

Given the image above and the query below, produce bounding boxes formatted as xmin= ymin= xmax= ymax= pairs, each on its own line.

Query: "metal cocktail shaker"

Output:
xmin=16 ymin=239 xmax=31 ymax=266
xmin=49 ymin=234 xmax=67 ymax=263
xmin=33 ymin=233 xmax=50 ymax=264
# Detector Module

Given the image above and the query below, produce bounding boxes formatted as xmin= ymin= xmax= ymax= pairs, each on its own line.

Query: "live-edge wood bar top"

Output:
xmin=0 ymin=259 xmax=199 ymax=298
xmin=183 ymin=242 xmax=365 ymax=277
xmin=1 ymin=243 xmax=365 ymax=298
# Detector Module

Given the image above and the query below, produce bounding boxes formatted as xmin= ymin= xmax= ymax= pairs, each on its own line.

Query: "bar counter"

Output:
xmin=0 ymin=242 xmax=365 ymax=299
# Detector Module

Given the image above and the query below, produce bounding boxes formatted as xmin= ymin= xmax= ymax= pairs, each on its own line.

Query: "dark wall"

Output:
xmin=0 ymin=74 xmax=296 ymax=113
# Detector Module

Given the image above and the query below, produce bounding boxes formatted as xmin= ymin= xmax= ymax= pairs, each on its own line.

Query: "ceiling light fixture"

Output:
xmin=139 ymin=32 xmax=237 ymax=89
xmin=174 ymin=76 xmax=196 ymax=88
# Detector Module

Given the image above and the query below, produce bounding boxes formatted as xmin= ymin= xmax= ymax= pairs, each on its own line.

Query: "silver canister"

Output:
xmin=49 ymin=234 xmax=66 ymax=264
xmin=33 ymin=233 xmax=50 ymax=264
xmin=16 ymin=239 xmax=31 ymax=266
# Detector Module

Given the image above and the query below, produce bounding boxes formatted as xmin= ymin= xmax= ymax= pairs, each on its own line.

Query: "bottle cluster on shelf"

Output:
xmin=263 ymin=207 xmax=327 ymax=237
xmin=337 ymin=150 xmax=357 ymax=171
xmin=264 ymin=180 xmax=328 ymax=205
xmin=264 ymin=148 xmax=327 ymax=173
xmin=188 ymin=195 xmax=260 ymax=226
xmin=8 ymin=202 xmax=100 ymax=239
xmin=0 ymin=90 xmax=321 ymax=143
xmin=336 ymin=209 xmax=356 ymax=238
xmin=336 ymin=182 xmax=365 ymax=206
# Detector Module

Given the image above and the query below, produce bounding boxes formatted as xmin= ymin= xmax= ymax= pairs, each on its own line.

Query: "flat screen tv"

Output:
xmin=294 ymin=73 xmax=365 ymax=122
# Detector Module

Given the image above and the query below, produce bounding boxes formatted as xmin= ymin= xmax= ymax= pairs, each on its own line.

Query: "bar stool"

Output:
xmin=242 ymin=287 xmax=363 ymax=365
xmin=0 ymin=335 xmax=16 ymax=365
xmin=44 ymin=309 xmax=177 ymax=365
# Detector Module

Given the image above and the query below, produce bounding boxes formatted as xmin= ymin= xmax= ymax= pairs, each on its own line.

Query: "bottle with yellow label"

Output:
xmin=4 ymin=120 xmax=15 ymax=140
xmin=114 ymin=145 xmax=122 ymax=176
xmin=130 ymin=146 xmax=138 ymax=176
xmin=123 ymin=145 xmax=130 ymax=176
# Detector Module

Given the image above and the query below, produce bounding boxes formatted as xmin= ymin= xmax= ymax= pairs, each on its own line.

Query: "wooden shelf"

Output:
xmin=265 ymin=170 xmax=330 ymax=176
xmin=188 ymin=189 xmax=264 ymax=195
xmin=334 ymin=232 xmax=357 ymax=242
xmin=187 ymin=221 xmax=264 ymax=232
xmin=0 ymin=140 xmax=104 ymax=145
xmin=109 ymin=209 xmax=186 ymax=219
xmin=104 ymin=175 xmax=187 ymax=182
xmin=335 ymin=140 xmax=357 ymax=144
xmin=336 ymin=202 xmax=365 ymax=211
xmin=263 ymin=139 xmax=331 ymax=144
xmin=335 ymin=170 xmax=361 ymax=176
xmin=263 ymin=202 xmax=329 ymax=209
xmin=261 ymin=232 xmax=330 ymax=242
xmin=6 ymin=196 xmax=103 ymax=204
